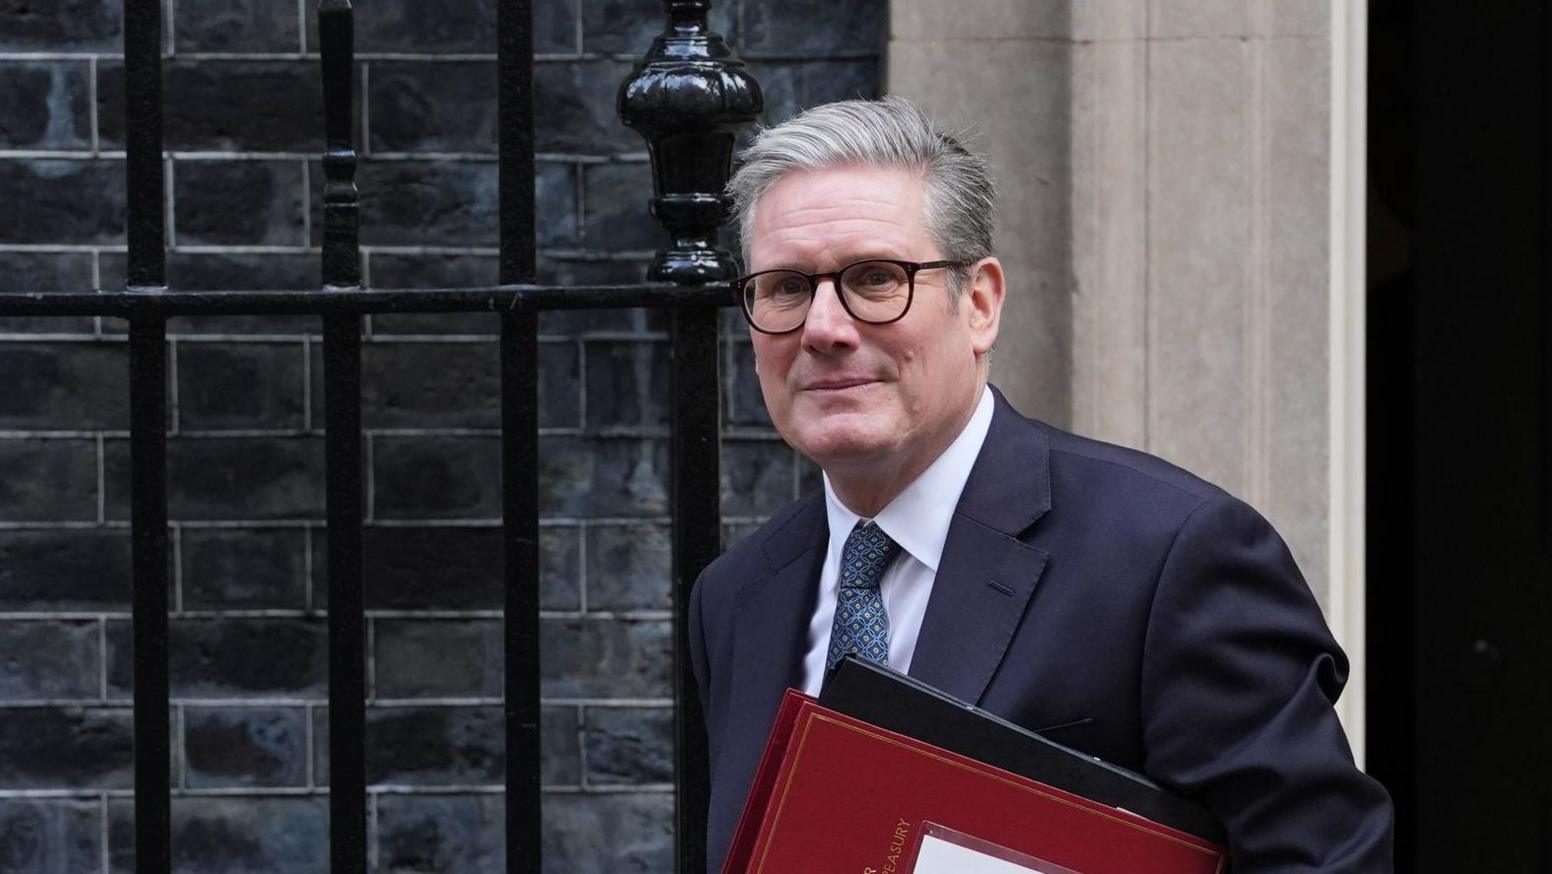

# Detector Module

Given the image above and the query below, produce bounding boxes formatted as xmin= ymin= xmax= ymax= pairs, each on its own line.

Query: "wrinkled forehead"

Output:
xmin=746 ymin=165 xmax=934 ymax=271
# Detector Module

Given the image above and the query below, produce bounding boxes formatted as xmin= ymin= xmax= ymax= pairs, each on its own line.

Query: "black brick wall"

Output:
xmin=0 ymin=0 xmax=881 ymax=870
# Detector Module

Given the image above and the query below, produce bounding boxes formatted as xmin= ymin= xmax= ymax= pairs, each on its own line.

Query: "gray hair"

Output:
xmin=727 ymin=96 xmax=996 ymax=296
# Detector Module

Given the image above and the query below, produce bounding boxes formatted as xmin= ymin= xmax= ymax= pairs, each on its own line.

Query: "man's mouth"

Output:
xmin=802 ymin=378 xmax=877 ymax=392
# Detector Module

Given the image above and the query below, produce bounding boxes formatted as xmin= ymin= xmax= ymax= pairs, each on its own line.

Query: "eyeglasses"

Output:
xmin=737 ymin=258 xmax=968 ymax=335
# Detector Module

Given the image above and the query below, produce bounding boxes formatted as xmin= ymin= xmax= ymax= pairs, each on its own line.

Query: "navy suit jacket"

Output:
xmin=689 ymin=389 xmax=1393 ymax=872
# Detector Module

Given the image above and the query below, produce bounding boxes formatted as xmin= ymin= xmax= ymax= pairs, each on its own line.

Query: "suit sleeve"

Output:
xmin=1139 ymin=495 xmax=1393 ymax=872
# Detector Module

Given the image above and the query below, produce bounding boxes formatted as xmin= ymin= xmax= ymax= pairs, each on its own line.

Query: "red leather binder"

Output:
xmin=722 ymin=690 xmax=1226 ymax=874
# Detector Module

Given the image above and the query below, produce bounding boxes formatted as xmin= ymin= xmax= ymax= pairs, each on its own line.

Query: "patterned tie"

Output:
xmin=826 ymin=521 xmax=901 ymax=671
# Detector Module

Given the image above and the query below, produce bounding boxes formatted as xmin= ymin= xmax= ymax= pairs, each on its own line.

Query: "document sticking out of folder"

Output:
xmin=913 ymin=823 xmax=1084 ymax=873
xmin=722 ymin=657 xmax=1226 ymax=874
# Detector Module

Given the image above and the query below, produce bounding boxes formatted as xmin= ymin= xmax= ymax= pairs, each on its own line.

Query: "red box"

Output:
xmin=723 ymin=691 xmax=1226 ymax=874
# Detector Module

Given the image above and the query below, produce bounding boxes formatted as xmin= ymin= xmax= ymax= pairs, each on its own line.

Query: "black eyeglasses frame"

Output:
xmin=736 ymin=258 xmax=969 ymax=335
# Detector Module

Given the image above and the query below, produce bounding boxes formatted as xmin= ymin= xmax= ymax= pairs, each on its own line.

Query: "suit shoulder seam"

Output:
xmin=1048 ymin=445 xmax=1222 ymax=502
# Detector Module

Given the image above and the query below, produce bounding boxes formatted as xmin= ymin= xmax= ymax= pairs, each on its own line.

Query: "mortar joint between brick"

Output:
xmin=367 ymin=615 xmax=377 ymax=699
xmin=303 ymin=526 xmax=316 ymax=614
xmin=0 ymin=786 xmax=330 ymax=800
xmin=172 ymin=522 xmax=183 ymax=613
xmin=543 ymin=782 xmax=680 ymax=796
xmin=0 ymin=244 xmax=124 ymax=254
xmin=167 ymin=337 xmax=179 ymax=436
xmin=360 ymin=61 xmax=371 ymax=158
xmin=95 ymin=432 xmax=106 ymax=523
xmin=575 ymin=162 xmax=588 ymax=245
xmin=369 ymin=789 xmax=380 ymax=870
xmin=577 ymin=703 xmax=590 ymax=790
xmin=576 ymin=510 xmax=589 ymax=614
xmin=97 ymin=616 xmax=108 ymax=701
xmin=98 ymin=792 xmax=109 ymax=874
xmin=300 ymin=158 xmax=312 ymax=257
xmin=164 ymin=156 xmax=176 ymax=250
xmin=0 ymin=522 xmax=128 ymax=534
xmin=0 ymin=333 xmax=124 ymax=349
xmin=0 ymin=789 xmax=124 ymax=800
xmin=168 ymin=243 xmax=315 ymax=256
xmin=88 ymin=55 xmax=100 ymax=156
xmin=90 ymin=243 xmax=103 ymax=287
xmin=297 ymin=0 xmax=308 ymax=55
xmin=575 ymin=336 xmax=588 ymax=440
xmin=367 ymin=784 xmax=509 ymax=797
xmin=164 ymin=0 xmax=176 ymax=57
xmin=361 ymin=252 xmax=374 ymax=338
xmin=301 ymin=334 xmax=313 ymax=433
xmin=177 ymin=703 xmax=187 ymax=789
xmin=365 ymin=432 xmax=376 ymax=522
xmin=304 ymin=700 xmax=315 ymax=788
xmin=3 ymin=425 xmax=109 ymax=437
xmin=0 ymin=149 xmax=108 ymax=160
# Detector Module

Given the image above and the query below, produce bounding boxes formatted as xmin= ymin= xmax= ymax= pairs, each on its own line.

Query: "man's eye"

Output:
xmin=775 ymin=279 xmax=806 ymax=296
xmin=861 ymin=271 xmax=892 ymax=286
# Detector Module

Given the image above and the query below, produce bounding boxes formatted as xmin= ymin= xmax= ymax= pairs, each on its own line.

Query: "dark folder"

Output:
xmin=817 ymin=655 xmax=1225 ymax=843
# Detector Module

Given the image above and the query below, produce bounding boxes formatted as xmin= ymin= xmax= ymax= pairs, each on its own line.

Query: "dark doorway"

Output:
xmin=1367 ymin=1 xmax=1552 ymax=870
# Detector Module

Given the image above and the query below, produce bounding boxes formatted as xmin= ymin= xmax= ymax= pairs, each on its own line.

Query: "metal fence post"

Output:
xmin=318 ymin=2 xmax=368 ymax=871
xmin=497 ymin=0 xmax=543 ymax=871
xmin=125 ymin=0 xmax=172 ymax=865
xmin=619 ymin=4 xmax=762 ymax=870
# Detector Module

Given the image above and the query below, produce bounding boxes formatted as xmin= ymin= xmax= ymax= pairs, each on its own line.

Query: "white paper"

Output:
xmin=912 ymin=834 xmax=1055 ymax=874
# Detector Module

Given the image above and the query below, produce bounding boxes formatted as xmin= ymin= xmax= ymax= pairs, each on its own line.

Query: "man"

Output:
xmin=690 ymin=97 xmax=1392 ymax=872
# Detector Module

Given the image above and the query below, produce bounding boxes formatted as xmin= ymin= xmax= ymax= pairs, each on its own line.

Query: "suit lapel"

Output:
xmin=910 ymin=390 xmax=1052 ymax=704
xmin=730 ymin=492 xmax=826 ymax=727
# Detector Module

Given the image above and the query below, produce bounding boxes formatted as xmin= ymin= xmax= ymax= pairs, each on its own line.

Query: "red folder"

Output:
xmin=723 ymin=690 xmax=1226 ymax=874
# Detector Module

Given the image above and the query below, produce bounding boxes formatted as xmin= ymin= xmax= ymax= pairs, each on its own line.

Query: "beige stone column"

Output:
xmin=890 ymin=1 xmax=1366 ymax=747
xmin=891 ymin=0 xmax=1330 ymax=593
xmin=888 ymin=2 xmax=1074 ymax=426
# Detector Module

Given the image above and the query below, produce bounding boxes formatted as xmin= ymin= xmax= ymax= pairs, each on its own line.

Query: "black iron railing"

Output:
xmin=0 ymin=0 xmax=761 ymax=871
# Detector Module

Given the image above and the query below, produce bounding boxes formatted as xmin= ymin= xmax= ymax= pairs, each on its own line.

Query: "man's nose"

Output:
xmin=800 ymin=277 xmax=859 ymax=351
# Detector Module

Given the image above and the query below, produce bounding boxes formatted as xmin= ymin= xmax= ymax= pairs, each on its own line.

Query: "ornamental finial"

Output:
xmin=618 ymin=0 xmax=763 ymax=284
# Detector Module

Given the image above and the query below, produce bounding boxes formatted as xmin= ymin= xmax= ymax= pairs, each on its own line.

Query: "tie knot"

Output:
xmin=839 ymin=522 xmax=899 ymax=591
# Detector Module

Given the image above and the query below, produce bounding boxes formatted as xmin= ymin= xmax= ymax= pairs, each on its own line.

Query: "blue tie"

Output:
xmin=826 ymin=521 xmax=901 ymax=671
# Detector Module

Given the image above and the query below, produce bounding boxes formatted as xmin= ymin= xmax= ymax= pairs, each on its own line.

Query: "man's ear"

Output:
xmin=963 ymin=256 xmax=1005 ymax=356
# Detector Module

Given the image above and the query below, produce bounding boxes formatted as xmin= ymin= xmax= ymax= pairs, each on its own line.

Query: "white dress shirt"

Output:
xmin=799 ymin=386 xmax=995 ymax=696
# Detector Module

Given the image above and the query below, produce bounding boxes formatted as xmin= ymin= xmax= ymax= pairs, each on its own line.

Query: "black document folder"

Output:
xmin=817 ymin=655 xmax=1225 ymax=843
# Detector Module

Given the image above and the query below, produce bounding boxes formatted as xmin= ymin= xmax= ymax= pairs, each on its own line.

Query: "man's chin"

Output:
xmin=793 ymin=430 xmax=896 ymax=473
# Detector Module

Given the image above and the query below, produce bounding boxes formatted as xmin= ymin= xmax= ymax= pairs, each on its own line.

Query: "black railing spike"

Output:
xmin=319 ymin=0 xmax=361 ymax=290
xmin=124 ymin=0 xmax=165 ymax=290
xmin=618 ymin=0 xmax=763 ymax=285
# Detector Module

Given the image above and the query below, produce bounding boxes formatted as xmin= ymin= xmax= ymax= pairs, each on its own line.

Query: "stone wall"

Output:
xmin=0 ymin=0 xmax=882 ymax=870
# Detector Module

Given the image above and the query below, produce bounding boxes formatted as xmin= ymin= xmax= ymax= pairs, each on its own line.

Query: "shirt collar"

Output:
xmin=822 ymin=386 xmax=995 ymax=573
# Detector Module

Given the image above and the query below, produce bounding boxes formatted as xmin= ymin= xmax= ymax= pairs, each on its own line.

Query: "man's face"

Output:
xmin=746 ymin=165 xmax=1003 ymax=484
